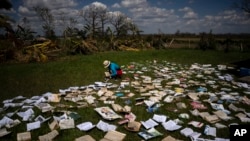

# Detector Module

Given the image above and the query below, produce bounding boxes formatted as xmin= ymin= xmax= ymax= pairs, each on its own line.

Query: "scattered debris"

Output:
xmin=1 ymin=60 xmax=250 ymax=140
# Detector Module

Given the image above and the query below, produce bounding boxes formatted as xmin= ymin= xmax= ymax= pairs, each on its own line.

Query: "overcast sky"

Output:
xmin=2 ymin=0 xmax=250 ymax=36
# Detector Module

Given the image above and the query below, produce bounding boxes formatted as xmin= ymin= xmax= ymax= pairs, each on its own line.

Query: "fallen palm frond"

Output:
xmin=70 ymin=39 xmax=98 ymax=54
xmin=118 ymin=45 xmax=139 ymax=51
xmin=21 ymin=40 xmax=59 ymax=62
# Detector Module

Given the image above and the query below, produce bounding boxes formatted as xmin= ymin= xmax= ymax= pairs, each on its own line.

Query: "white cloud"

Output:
xmin=121 ymin=0 xmax=148 ymax=8
xmin=23 ymin=0 xmax=77 ymax=9
xmin=183 ymin=11 xmax=198 ymax=19
xmin=18 ymin=6 xmax=30 ymax=14
xmin=112 ymin=3 xmax=121 ymax=8
xmin=82 ymin=1 xmax=107 ymax=12
xmin=14 ymin=0 xmax=80 ymax=36
xmin=179 ymin=7 xmax=198 ymax=19
xmin=179 ymin=7 xmax=192 ymax=12
xmin=91 ymin=1 xmax=107 ymax=9
xmin=0 ymin=8 xmax=16 ymax=14
xmin=6 ymin=0 xmax=250 ymax=35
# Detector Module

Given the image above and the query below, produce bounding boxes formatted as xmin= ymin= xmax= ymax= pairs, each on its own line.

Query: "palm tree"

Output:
xmin=0 ymin=0 xmax=14 ymax=34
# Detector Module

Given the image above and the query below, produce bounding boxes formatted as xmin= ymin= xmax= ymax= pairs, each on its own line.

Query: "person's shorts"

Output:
xmin=117 ymin=69 xmax=122 ymax=76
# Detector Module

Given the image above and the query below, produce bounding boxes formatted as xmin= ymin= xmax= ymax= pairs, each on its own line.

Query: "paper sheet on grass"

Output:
xmin=75 ymin=135 xmax=96 ymax=141
xmin=204 ymin=125 xmax=216 ymax=137
xmin=0 ymin=116 xmax=14 ymax=128
xmin=59 ymin=118 xmax=75 ymax=130
xmin=17 ymin=108 xmax=34 ymax=121
xmin=138 ymin=128 xmax=162 ymax=140
xmin=38 ymin=130 xmax=59 ymax=141
xmin=0 ymin=128 xmax=11 ymax=137
xmin=27 ymin=121 xmax=41 ymax=131
xmin=17 ymin=132 xmax=31 ymax=141
xmin=162 ymin=120 xmax=182 ymax=131
xmin=103 ymin=130 xmax=126 ymax=141
xmin=77 ymin=122 xmax=95 ymax=131
xmin=95 ymin=107 xmax=122 ymax=120
xmin=96 ymin=120 xmax=117 ymax=132
xmin=141 ymin=118 xmax=158 ymax=129
xmin=35 ymin=115 xmax=51 ymax=123
xmin=180 ymin=127 xmax=194 ymax=137
xmin=152 ymin=114 xmax=167 ymax=123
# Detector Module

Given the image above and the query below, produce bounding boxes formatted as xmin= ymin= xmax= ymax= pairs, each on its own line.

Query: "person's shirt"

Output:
xmin=109 ymin=62 xmax=120 ymax=77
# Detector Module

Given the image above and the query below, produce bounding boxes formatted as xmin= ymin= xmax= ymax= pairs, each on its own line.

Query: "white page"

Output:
xmin=96 ymin=120 xmax=117 ymax=132
xmin=27 ymin=121 xmax=41 ymax=131
xmin=76 ymin=122 xmax=95 ymax=131
xmin=0 ymin=116 xmax=14 ymax=128
xmin=204 ymin=125 xmax=216 ymax=137
xmin=153 ymin=114 xmax=167 ymax=123
xmin=141 ymin=118 xmax=158 ymax=129
xmin=59 ymin=119 xmax=75 ymax=130
xmin=180 ymin=127 xmax=193 ymax=137
xmin=162 ymin=120 xmax=182 ymax=131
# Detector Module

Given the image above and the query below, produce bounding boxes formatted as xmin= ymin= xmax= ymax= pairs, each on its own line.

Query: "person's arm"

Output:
xmin=110 ymin=64 xmax=117 ymax=77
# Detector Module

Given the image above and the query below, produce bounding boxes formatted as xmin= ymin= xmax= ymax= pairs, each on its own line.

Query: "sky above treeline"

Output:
xmin=2 ymin=0 xmax=250 ymax=36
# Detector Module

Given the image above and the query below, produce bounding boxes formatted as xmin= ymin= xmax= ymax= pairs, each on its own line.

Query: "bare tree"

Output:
xmin=128 ymin=22 xmax=142 ymax=37
xmin=59 ymin=12 xmax=78 ymax=38
xmin=79 ymin=2 xmax=108 ymax=38
xmin=33 ymin=6 xmax=55 ymax=39
xmin=98 ymin=7 xmax=108 ymax=37
xmin=109 ymin=11 xmax=131 ymax=37
xmin=233 ymin=0 xmax=250 ymax=14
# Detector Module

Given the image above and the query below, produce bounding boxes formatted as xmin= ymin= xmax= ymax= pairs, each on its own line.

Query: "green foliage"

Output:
xmin=15 ymin=25 xmax=35 ymax=41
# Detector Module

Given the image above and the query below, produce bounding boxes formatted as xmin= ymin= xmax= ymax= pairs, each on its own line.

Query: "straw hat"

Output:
xmin=103 ymin=60 xmax=110 ymax=68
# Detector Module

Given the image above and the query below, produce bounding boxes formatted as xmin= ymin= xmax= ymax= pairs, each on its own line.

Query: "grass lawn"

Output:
xmin=0 ymin=49 xmax=250 ymax=141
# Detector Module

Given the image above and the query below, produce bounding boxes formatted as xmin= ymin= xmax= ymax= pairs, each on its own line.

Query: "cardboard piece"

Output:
xmin=0 ymin=128 xmax=11 ymax=137
xmin=38 ymin=130 xmax=59 ymax=141
xmin=102 ymin=130 xmax=126 ymax=141
xmin=75 ymin=135 xmax=96 ymax=141
xmin=17 ymin=132 xmax=31 ymax=141
xmin=59 ymin=118 xmax=75 ymax=130
xmin=161 ymin=135 xmax=179 ymax=141
xmin=125 ymin=121 xmax=141 ymax=132
xmin=49 ymin=120 xmax=59 ymax=131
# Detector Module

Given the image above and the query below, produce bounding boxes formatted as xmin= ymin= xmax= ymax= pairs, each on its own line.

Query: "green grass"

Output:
xmin=0 ymin=49 xmax=250 ymax=141
xmin=1 ymin=49 xmax=249 ymax=101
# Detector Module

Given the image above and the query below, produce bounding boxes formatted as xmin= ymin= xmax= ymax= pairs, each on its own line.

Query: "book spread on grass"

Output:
xmin=77 ymin=122 xmax=95 ymax=131
xmin=27 ymin=121 xmax=41 ymax=131
xmin=162 ymin=120 xmax=182 ymax=131
xmin=96 ymin=120 xmax=117 ymax=132
xmin=95 ymin=107 xmax=122 ymax=120
xmin=141 ymin=118 xmax=159 ymax=129
xmin=138 ymin=128 xmax=162 ymax=140
xmin=59 ymin=118 xmax=75 ymax=130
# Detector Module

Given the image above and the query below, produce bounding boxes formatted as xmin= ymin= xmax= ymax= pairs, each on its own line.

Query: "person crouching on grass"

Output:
xmin=103 ymin=60 xmax=123 ymax=79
